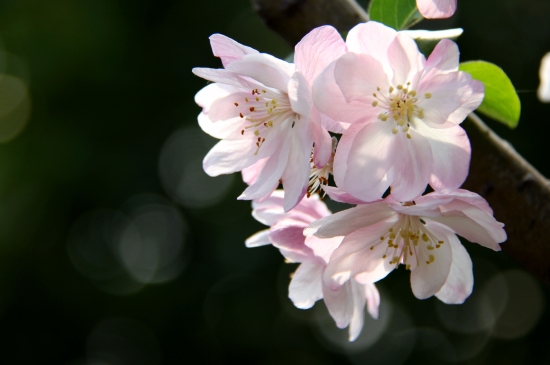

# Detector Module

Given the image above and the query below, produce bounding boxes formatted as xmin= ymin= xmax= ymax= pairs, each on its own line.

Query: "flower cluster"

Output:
xmin=193 ymin=20 xmax=506 ymax=341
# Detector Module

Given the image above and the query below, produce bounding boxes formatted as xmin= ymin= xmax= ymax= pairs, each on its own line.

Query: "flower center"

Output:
xmin=236 ymin=88 xmax=295 ymax=155
xmin=370 ymin=214 xmax=444 ymax=270
xmin=307 ymin=137 xmax=337 ymax=198
xmin=371 ymin=83 xmax=432 ymax=139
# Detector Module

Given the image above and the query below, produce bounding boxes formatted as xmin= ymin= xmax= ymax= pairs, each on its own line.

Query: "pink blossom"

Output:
xmin=193 ymin=26 xmax=346 ymax=211
xmin=246 ymin=190 xmax=380 ymax=341
xmin=306 ymin=189 xmax=506 ymax=303
xmin=417 ymin=0 xmax=457 ymax=19
xmin=313 ymin=21 xmax=483 ymax=202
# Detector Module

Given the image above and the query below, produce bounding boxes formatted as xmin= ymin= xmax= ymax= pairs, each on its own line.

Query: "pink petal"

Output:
xmin=192 ymin=67 xmax=254 ymax=89
xmin=209 ymin=33 xmax=259 ymax=67
xmin=281 ymin=128 xmax=312 ymax=211
xmin=410 ymin=222 xmax=453 ymax=299
xmin=287 ymin=70 xmax=312 ymax=120
xmin=417 ymin=72 xmax=473 ymax=127
xmin=430 ymin=201 xmax=506 ymax=250
xmin=245 ymin=229 xmax=271 ymax=248
xmin=208 ymin=91 xmax=257 ymax=122
xmin=313 ymin=202 xmax=395 ymax=239
xmin=304 ymin=235 xmax=343 ymax=264
xmin=364 ymin=282 xmax=381 ymax=319
xmin=417 ymin=0 xmax=457 ymax=19
xmin=323 ymin=220 xmax=396 ymax=288
xmin=435 ymin=233 xmax=473 ymax=304
xmin=198 ymin=113 xmax=245 ymax=140
xmin=322 ymin=185 xmax=371 ymax=205
xmin=289 ymin=262 xmax=324 ymax=309
xmin=335 ymin=122 xmax=398 ymax=202
xmin=270 ymin=220 xmax=313 ymax=263
xmin=334 ymin=52 xmax=390 ymax=104
xmin=388 ymin=128 xmax=433 ymax=202
xmin=346 ymin=22 xmax=396 ymax=70
xmin=226 ymin=53 xmax=293 ymax=92
xmin=387 ymin=33 xmax=425 ymax=87
xmin=239 ymin=135 xmax=290 ymax=201
xmin=414 ymin=122 xmax=470 ymax=193
xmin=322 ymin=281 xmax=353 ymax=329
xmin=195 ymin=83 xmax=237 ymax=111
xmin=311 ymin=119 xmax=333 ymax=168
xmin=203 ymin=138 xmax=258 ymax=176
xmin=447 ymin=78 xmax=484 ymax=124
xmin=242 ymin=158 xmax=267 ymax=185
xmin=348 ymin=281 xmax=367 ymax=341
xmin=313 ymin=60 xmax=373 ymax=125
xmin=294 ymin=25 xmax=347 ymax=83
xmin=423 ymin=39 xmax=459 ymax=78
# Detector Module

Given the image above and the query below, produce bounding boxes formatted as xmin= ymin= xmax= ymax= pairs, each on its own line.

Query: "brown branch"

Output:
xmin=250 ymin=0 xmax=369 ymax=47
xmin=251 ymin=0 xmax=550 ymax=284
xmin=462 ymin=114 xmax=550 ymax=284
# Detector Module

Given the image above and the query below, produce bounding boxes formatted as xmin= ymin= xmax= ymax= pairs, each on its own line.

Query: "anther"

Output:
xmin=234 ymin=102 xmax=239 ymax=106
xmin=249 ymin=107 xmax=255 ymax=112
xmin=425 ymin=93 xmax=432 ymax=99
xmin=372 ymin=101 xmax=378 ymax=107
xmin=429 ymin=255 xmax=435 ymax=262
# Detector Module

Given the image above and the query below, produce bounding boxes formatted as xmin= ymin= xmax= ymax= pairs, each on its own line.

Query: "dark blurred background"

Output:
xmin=0 ymin=0 xmax=548 ymax=364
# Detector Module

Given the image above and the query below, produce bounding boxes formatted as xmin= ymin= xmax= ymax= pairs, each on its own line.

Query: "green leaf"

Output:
xmin=459 ymin=61 xmax=521 ymax=128
xmin=369 ymin=0 xmax=423 ymax=30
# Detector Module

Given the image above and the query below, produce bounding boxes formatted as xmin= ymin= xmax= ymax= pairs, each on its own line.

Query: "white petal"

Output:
xmin=435 ymin=234 xmax=473 ymax=304
xmin=289 ymin=262 xmax=324 ymax=309
xmin=245 ymin=229 xmax=272 ymax=247
xmin=410 ymin=223 xmax=453 ymax=299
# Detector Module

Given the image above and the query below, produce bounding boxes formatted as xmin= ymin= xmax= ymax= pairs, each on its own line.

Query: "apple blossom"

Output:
xmin=193 ymin=26 xmax=346 ymax=211
xmin=417 ymin=0 xmax=457 ymax=19
xmin=313 ymin=21 xmax=483 ymax=202
xmin=306 ymin=189 xmax=506 ymax=303
xmin=246 ymin=190 xmax=380 ymax=341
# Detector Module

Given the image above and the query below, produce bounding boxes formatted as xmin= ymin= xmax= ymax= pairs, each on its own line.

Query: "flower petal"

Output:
xmin=281 ymin=128 xmax=312 ymax=211
xmin=209 ymin=33 xmax=259 ymax=67
xmin=203 ymin=138 xmax=258 ymax=176
xmin=410 ymin=222 xmax=453 ymax=299
xmin=313 ymin=60 xmax=373 ymax=125
xmin=335 ymin=122 xmax=398 ymax=202
xmin=417 ymin=72 xmax=471 ymax=127
xmin=430 ymin=200 xmax=506 ymax=250
xmin=447 ymin=78 xmax=484 ymax=124
xmin=435 ymin=233 xmax=473 ymax=304
xmin=289 ymin=262 xmax=324 ymax=309
xmin=414 ymin=121 xmax=470 ymax=193
xmin=388 ymin=128 xmax=433 ymax=202
xmin=313 ymin=202 xmax=395 ymax=239
xmin=294 ymin=25 xmax=347 ymax=83
xmin=226 ymin=53 xmax=293 ymax=92
xmin=195 ymin=83 xmax=237 ymax=111
xmin=424 ymin=39 xmax=459 ymax=78
xmin=417 ymin=0 xmax=457 ymax=19
xmin=245 ymin=229 xmax=272 ymax=247
xmin=346 ymin=21 xmax=396 ymax=71
xmin=334 ymin=52 xmax=390 ymax=105
xmin=198 ymin=113 xmax=245 ymax=140
xmin=387 ymin=33 xmax=425 ymax=87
